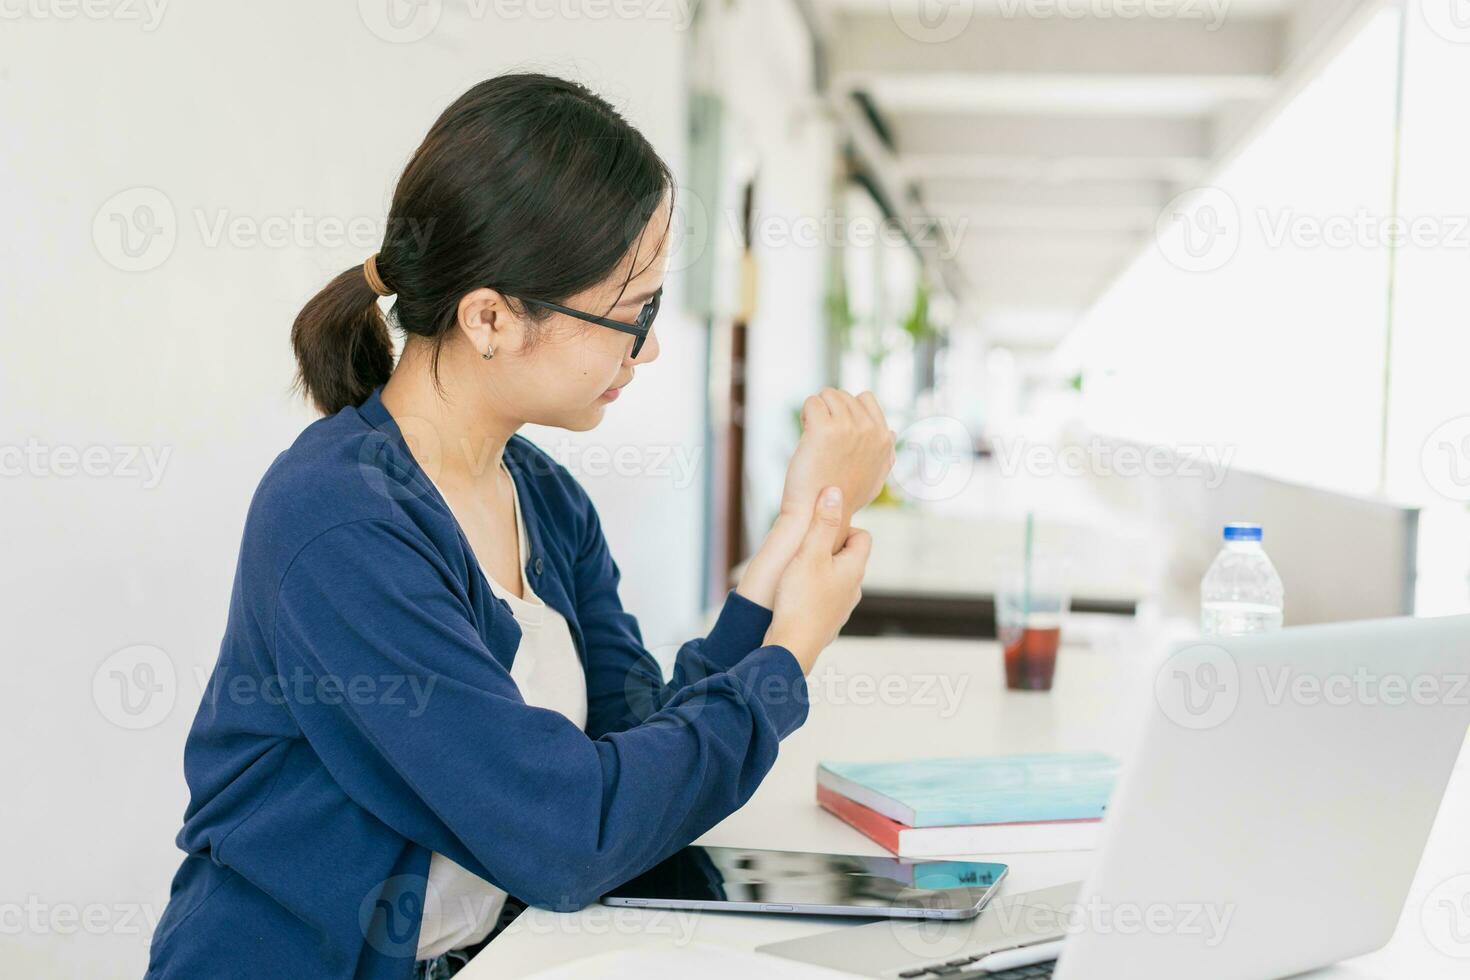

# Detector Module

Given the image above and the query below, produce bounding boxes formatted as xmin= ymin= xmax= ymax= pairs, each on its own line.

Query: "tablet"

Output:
xmin=600 ymin=845 xmax=1007 ymax=920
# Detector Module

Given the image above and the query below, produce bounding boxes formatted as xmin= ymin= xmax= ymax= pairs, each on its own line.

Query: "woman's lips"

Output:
xmin=599 ymin=386 xmax=623 ymax=402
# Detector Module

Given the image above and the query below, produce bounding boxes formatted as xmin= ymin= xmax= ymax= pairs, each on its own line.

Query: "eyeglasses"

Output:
xmin=520 ymin=287 xmax=662 ymax=358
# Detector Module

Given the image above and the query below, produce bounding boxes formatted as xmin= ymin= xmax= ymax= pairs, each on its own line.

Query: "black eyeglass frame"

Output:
xmin=519 ymin=287 xmax=661 ymax=358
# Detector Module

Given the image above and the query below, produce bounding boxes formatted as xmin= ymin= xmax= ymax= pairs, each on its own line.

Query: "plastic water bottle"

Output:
xmin=1201 ymin=523 xmax=1284 ymax=636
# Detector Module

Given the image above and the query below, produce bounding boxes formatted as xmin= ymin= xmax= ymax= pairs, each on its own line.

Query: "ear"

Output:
xmin=455 ymin=288 xmax=526 ymax=358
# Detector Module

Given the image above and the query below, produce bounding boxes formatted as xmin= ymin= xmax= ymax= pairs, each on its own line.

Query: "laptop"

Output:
xmin=760 ymin=615 xmax=1470 ymax=980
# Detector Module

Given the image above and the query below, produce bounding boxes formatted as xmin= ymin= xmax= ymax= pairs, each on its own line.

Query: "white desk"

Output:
xmin=463 ymin=632 xmax=1470 ymax=978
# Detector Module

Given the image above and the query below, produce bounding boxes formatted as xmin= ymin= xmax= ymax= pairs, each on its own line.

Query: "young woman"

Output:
xmin=145 ymin=74 xmax=893 ymax=980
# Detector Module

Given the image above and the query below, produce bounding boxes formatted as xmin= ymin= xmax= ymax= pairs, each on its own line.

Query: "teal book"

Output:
xmin=816 ymin=752 xmax=1119 ymax=829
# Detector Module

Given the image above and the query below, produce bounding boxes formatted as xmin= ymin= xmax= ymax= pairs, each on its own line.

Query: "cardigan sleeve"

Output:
xmin=571 ymin=498 xmax=785 ymax=738
xmin=269 ymin=517 xmax=808 ymax=912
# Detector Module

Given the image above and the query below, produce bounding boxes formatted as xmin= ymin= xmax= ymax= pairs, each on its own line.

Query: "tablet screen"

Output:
xmin=601 ymin=846 xmax=1008 ymax=916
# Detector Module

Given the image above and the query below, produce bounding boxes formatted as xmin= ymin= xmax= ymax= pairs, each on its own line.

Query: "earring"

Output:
xmin=482 ymin=345 xmax=495 ymax=360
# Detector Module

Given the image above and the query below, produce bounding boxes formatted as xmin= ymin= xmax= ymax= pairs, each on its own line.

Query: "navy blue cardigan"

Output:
xmin=145 ymin=389 xmax=809 ymax=979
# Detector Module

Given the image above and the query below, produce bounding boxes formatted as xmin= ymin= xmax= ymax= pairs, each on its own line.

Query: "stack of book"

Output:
xmin=816 ymin=752 xmax=1119 ymax=857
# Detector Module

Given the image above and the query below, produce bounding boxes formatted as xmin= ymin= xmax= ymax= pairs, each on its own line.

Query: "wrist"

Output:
xmin=764 ymin=626 xmax=819 ymax=673
xmin=765 ymin=511 xmax=807 ymax=555
xmin=735 ymin=513 xmax=807 ymax=607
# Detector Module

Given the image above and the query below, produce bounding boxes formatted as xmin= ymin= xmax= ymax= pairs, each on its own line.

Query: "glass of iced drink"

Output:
xmin=996 ymin=558 xmax=1070 ymax=691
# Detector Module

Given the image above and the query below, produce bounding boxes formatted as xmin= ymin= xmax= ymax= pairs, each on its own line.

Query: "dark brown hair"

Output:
xmin=291 ymin=73 xmax=673 ymax=415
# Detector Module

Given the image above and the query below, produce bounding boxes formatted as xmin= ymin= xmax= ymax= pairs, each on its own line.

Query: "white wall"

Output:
xmin=0 ymin=4 xmax=698 ymax=975
xmin=691 ymin=0 xmax=838 ymax=543
xmin=1386 ymin=0 xmax=1470 ymax=615
xmin=1066 ymin=8 xmax=1402 ymax=496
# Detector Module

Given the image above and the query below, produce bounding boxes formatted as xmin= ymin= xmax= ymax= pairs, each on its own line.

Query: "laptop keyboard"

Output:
xmin=898 ymin=957 xmax=1056 ymax=978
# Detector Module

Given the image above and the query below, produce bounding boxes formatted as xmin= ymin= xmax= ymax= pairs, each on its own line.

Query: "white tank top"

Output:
xmin=416 ymin=462 xmax=587 ymax=959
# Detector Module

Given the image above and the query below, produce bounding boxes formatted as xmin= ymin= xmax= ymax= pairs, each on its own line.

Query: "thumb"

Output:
xmin=799 ymin=486 xmax=844 ymax=558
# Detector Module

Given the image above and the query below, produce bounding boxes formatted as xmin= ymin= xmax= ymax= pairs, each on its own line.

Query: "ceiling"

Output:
xmin=808 ymin=0 xmax=1385 ymax=348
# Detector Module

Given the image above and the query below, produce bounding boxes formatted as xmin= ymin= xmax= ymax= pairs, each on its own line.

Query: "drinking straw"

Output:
xmin=1022 ymin=510 xmax=1034 ymax=622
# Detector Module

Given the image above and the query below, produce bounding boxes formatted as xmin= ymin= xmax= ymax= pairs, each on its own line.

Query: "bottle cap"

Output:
xmin=1223 ymin=522 xmax=1262 ymax=542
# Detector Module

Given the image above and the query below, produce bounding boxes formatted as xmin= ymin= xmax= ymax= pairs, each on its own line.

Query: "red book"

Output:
xmin=817 ymin=783 xmax=1102 ymax=857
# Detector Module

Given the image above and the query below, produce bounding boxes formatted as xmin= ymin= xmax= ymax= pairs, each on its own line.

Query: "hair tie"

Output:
xmin=363 ymin=253 xmax=391 ymax=297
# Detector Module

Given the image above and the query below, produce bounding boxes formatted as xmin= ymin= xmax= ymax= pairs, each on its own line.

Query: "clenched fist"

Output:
xmin=780 ymin=388 xmax=896 ymax=539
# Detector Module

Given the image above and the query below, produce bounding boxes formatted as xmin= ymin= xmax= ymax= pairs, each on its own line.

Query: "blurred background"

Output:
xmin=3 ymin=0 xmax=1470 ymax=975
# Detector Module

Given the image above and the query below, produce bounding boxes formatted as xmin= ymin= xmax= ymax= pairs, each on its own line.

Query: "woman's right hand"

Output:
xmin=765 ymin=487 xmax=872 ymax=673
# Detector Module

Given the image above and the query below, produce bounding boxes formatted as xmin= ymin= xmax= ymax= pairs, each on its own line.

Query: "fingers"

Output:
xmin=799 ymin=486 xmax=844 ymax=558
xmin=856 ymin=391 xmax=887 ymax=429
xmin=811 ymin=387 xmax=889 ymax=433
xmin=818 ymin=387 xmax=856 ymax=426
xmin=836 ymin=527 xmax=873 ymax=567
xmin=801 ymin=394 xmax=830 ymax=431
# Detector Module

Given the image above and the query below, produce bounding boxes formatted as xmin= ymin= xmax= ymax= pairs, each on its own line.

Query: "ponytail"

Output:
xmin=290 ymin=264 xmax=394 ymax=416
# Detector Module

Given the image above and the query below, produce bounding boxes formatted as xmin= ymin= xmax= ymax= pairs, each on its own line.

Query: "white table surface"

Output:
xmin=463 ymin=630 xmax=1470 ymax=978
